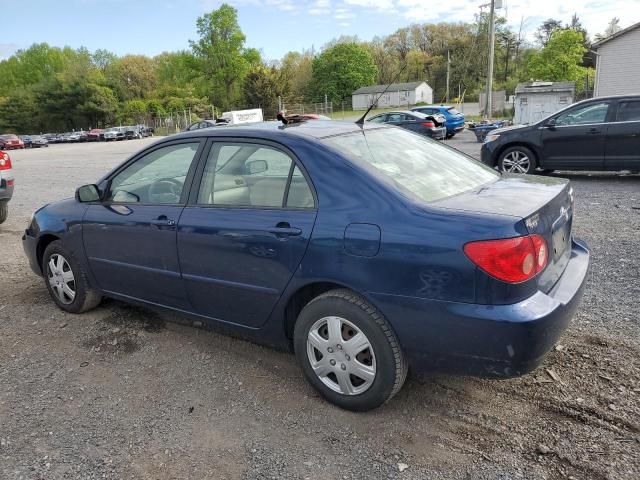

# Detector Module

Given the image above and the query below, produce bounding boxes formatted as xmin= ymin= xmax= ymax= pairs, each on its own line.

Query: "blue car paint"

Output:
xmin=22 ymin=121 xmax=589 ymax=378
xmin=412 ymin=105 xmax=465 ymax=136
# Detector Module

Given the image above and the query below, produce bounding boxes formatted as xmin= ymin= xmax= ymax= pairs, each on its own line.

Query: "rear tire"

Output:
xmin=294 ymin=289 xmax=408 ymax=411
xmin=498 ymin=146 xmax=537 ymax=174
xmin=43 ymin=240 xmax=102 ymax=314
xmin=0 ymin=201 xmax=7 ymax=224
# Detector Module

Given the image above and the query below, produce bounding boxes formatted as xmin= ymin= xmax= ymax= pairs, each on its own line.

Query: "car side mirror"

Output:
xmin=245 ymin=159 xmax=268 ymax=175
xmin=76 ymin=184 xmax=101 ymax=203
xmin=545 ymin=118 xmax=557 ymax=129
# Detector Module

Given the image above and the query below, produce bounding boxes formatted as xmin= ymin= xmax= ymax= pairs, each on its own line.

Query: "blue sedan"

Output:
xmin=22 ymin=120 xmax=589 ymax=411
xmin=411 ymin=105 xmax=465 ymax=138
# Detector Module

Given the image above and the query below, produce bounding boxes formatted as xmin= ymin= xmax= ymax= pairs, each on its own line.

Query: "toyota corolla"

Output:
xmin=22 ymin=120 xmax=589 ymax=411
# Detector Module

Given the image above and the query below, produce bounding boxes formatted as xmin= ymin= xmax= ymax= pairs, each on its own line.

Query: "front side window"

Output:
xmin=197 ymin=142 xmax=314 ymax=208
xmin=617 ymin=101 xmax=640 ymax=122
xmin=556 ymin=102 xmax=609 ymax=126
xmin=108 ymin=142 xmax=200 ymax=204
xmin=323 ymin=127 xmax=498 ymax=203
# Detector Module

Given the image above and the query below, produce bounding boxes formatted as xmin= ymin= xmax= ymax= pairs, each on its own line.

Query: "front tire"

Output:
xmin=498 ymin=146 xmax=537 ymax=174
xmin=294 ymin=289 xmax=408 ymax=411
xmin=0 ymin=201 xmax=7 ymax=224
xmin=43 ymin=240 xmax=102 ymax=313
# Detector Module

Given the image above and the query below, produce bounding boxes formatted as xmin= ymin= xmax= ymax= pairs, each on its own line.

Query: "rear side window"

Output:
xmin=197 ymin=142 xmax=314 ymax=209
xmin=447 ymin=108 xmax=460 ymax=115
xmin=323 ymin=128 xmax=498 ymax=203
xmin=617 ymin=101 xmax=640 ymax=122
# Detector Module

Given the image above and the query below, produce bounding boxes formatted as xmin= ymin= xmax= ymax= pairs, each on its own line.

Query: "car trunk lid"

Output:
xmin=434 ymin=174 xmax=573 ymax=293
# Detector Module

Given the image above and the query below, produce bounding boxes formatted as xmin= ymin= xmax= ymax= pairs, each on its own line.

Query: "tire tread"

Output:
xmin=305 ymin=289 xmax=408 ymax=404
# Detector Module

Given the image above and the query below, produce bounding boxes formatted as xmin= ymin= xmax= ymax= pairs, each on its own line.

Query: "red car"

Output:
xmin=87 ymin=129 xmax=103 ymax=142
xmin=0 ymin=134 xmax=25 ymax=150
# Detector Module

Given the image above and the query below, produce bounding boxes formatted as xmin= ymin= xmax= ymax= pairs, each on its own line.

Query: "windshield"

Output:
xmin=323 ymin=127 xmax=498 ymax=203
xmin=447 ymin=107 xmax=461 ymax=115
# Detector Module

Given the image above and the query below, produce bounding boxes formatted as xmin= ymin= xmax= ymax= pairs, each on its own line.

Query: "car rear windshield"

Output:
xmin=447 ymin=107 xmax=461 ymax=115
xmin=323 ymin=127 xmax=498 ymax=203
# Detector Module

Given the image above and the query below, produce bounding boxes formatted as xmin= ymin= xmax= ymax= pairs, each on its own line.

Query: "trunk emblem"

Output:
xmin=525 ymin=213 xmax=539 ymax=230
xmin=560 ymin=206 xmax=569 ymax=221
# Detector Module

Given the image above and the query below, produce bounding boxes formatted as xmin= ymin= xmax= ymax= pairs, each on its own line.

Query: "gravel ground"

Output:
xmin=1 ymin=132 xmax=639 ymax=480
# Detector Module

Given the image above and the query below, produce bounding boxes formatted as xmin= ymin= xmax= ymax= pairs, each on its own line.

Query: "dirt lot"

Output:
xmin=1 ymin=133 xmax=639 ymax=480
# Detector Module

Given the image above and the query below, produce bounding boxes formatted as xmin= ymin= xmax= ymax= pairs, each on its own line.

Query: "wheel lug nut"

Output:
xmin=341 ymin=364 xmax=346 ymax=370
xmin=337 ymin=344 xmax=342 ymax=350
xmin=330 ymin=359 xmax=336 ymax=366
xmin=327 ymin=347 xmax=333 ymax=353
xmin=345 ymin=355 xmax=350 ymax=361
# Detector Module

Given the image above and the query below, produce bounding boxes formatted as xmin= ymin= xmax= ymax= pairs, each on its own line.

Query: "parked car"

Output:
xmin=67 ymin=132 xmax=82 ymax=142
xmin=22 ymin=120 xmax=589 ymax=411
xmin=103 ymin=127 xmax=126 ymax=141
xmin=184 ymin=119 xmax=219 ymax=131
xmin=366 ymin=111 xmax=447 ymax=140
xmin=481 ymin=95 xmax=640 ymax=174
xmin=411 ymin=105 xmax=465 ymax=138
xmin=87 ymin=129 xmax=103 ymax=142
xmin=20 ymin=135 xmax=33 ymax=148
xmin=0 ymin=151 xmax=14 ymax=224
xmin=0 ymin=134 xmax=25 ymax=150
xmin=125 ymin=125 xmax=150 ymax=139
xmin=138 ymin=125 xmax=154 ymax=137
xmin=30 ymin=135 xmax=49 ymax=148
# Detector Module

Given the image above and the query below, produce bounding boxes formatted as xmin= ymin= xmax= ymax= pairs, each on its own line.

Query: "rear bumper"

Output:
xmin=428 ymin=127 xmax=447 ymax=140
xmin=370 ymin=238 xmax=590 ymax=378
xmin=0 ymin=179 xmax=13 ymax=202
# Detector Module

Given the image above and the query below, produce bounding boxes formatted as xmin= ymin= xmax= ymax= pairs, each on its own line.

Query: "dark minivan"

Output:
xmin=481 ymin=95 xmax=640 ymax=173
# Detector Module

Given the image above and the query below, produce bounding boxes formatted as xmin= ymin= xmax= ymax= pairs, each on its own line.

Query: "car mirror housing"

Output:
xmin=76 ymin=184 xmax=101 ymax=203
xmin=245 ymin=159 xmax=268 ymax=175
xmin=545 ymin=118 xmax=557 ymax=128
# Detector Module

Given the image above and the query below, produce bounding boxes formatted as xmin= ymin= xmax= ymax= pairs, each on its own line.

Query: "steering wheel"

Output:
xmin=148 ymin=178 xmax=183 ymax=203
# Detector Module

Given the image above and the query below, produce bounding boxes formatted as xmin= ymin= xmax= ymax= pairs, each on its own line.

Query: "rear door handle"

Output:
xmin=268 ymin=222 xmax=302 ymax=237
xmin=587 ymin=128 xmax=601 ymax=134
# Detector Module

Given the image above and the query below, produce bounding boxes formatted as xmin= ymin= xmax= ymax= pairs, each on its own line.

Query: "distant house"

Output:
xmin=351 ymin=81 xmax=433 ymax=110
xmin=593 ymin=21 xmax=640 ymax=97
xmin=513 ymin=82 xmax=575 ymax=125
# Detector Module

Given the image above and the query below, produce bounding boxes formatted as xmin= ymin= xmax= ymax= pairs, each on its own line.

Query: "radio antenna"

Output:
xmin=355 ymin=63 xmax=408 ymax=125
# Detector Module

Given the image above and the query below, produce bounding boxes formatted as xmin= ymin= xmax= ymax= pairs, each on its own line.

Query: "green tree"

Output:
xmin=243 ymin=65 xmax=288 ymax=113
xmin=190 ymin=3 xmax=253 ymax=108
xmin=310 ymin=43 xmax=377 ymax=103
xmin=525 ymin=29 xmax=591 ymax=85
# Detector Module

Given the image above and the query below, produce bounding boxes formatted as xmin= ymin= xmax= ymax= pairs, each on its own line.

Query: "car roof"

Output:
xmin=172 ymin=120 xmax=392 ymax=141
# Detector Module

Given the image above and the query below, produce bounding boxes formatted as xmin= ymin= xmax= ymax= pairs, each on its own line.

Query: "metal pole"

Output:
xmin=446 ymin=50 xmax=450 ymax=103
xmin=486 ymin=0 xmax=496 ymax=119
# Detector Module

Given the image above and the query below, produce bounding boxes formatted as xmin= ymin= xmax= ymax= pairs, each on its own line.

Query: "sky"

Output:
xmin=1 ymin=0 xmax=639 ymax=61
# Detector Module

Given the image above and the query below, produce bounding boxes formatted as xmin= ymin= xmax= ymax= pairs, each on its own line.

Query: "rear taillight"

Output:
xmin=0 ymin=152 xmax=11 ymax=170
xmin=421 ymin=121 xmax=435 ymax=128
xmin=464 ymin=234 xmax=548 ymax=283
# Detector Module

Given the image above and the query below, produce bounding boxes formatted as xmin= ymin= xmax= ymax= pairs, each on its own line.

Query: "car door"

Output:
xmin=82 ymin=139 xmax=205 ymax=309
xmin=605 ymin=99 xmax=640 ymax=171
xmin=539 ymin=101 xmax=611 ymax=170
xmin=177 ymin=139 xmax=317 ymax=328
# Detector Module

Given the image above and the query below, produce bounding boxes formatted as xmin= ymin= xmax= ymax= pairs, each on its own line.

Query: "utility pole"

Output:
xmin=446 ymin=50 xmax=450 ymax=103
xmin=485 ymin=0 xmax=496 ymax=119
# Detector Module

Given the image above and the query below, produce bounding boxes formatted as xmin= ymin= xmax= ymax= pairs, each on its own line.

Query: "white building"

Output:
xmin=351 ymin=81 xmax=433 ymax=110
xmin=593 ymin=21 xmax=640 ymax=97
xmin=513 ymin=82 xmax=575 ymax=125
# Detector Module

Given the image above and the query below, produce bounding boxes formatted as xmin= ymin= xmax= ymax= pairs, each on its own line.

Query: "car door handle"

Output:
xmin=587 ymin=128 xmax=601 ymax=134
xmin=267 ymin=222 xmax=302 ymax=237
xmin=150 ymin=216 xmax=176 ymax=227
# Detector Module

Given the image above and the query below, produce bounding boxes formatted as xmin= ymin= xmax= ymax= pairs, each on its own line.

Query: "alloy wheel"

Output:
xmin=306 ymin=316 xmax=376 ymax=395
xmin=47 ymin=254 xmax=76 ymax=305
xmin=502 ymin=151 xmax=531 ymax=173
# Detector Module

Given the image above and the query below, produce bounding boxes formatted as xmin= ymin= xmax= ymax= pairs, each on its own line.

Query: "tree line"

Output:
xmin=0 ymin=4 xmax=618 ymax=134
